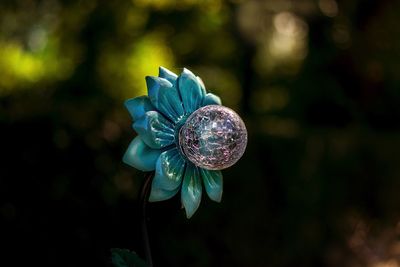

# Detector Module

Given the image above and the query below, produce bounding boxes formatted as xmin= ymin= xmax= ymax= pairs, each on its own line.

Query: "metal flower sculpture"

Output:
xmin=123 ymin=67 xmax=247 ymax=218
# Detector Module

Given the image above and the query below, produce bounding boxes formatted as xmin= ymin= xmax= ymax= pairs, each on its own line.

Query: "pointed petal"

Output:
xmin=124 ymin=96 xmax=155 ymax=121
xmin=202 ymin=93 xmax=222 ymax=106
xmin=159 ymin=66 xmax=178 ymax=84
xmin=200 ymin=168 xmax=223 ymax=202
xmin=122 ymin=136 xmax=161 ymax=171
xmin=149 ymin=186 xmax=179 ymax=202
xmin=146 ymin=76 xmax=185 ymax=123
xmin=196 ymin=76 xmax=206 ymax=92
xmin=146 ymin=76 xmax=172 ymax=105
xmin=181 ymin=164 xmax=202 ymax=218
xmin=133 ymin=111 xmax=175 ymax=149
xmin=178 ymin=68 xmax=206 ymax=114
xmin=152 ymin=148 xmax=186 ymax=191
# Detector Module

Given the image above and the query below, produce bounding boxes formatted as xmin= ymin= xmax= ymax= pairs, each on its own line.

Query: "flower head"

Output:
xmin=123 ymin=67 xmax=247 ymax=218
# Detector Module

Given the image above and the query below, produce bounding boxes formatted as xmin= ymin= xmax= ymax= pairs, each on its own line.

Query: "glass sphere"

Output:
xmin=179 ymin=105 xmax=247 ymax=170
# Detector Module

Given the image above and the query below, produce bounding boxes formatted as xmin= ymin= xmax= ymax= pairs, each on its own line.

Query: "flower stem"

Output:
xmin=140 ymin=171 xmax=154 ymax=267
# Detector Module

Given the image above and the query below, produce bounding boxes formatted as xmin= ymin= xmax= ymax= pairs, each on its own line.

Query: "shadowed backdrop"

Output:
xmin=1 ymin=0 xmax=400 ymax=266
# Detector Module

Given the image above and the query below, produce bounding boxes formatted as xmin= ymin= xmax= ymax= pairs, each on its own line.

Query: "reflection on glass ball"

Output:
xmin=179 ymin=105 xmax=247 ymax=170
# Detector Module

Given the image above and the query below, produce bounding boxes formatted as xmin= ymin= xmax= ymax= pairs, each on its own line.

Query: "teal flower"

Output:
xmin=123 ymin=67 xmax=246 ymax=218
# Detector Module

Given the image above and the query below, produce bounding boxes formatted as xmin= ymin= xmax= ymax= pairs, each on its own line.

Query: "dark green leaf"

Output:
xmin=111 ymin=248 xmax=148 ymax=267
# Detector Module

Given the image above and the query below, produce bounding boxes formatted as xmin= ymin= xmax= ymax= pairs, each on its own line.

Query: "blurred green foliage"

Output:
xmin=1 ymin=0 xmax=400 ymax=267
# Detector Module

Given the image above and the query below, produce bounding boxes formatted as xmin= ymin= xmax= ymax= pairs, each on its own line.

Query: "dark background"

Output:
xmin=1 ymin=0 xmax=400 ymax=266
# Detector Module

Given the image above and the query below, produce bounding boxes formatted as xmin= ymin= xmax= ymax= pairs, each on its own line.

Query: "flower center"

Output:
xmin=178 ymin=105 xmax=247 ymax=170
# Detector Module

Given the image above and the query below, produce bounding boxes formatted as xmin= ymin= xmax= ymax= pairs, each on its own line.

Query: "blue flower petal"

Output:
xmin=158 ymin=66 xmax=178 ymax=84
xmin=178 ymin=68 xmax=206 ymax=114
xmin=152 ymin=148 xmax=186 ymax=191
xmin=146 ymin=76 xmax=185 ymax=123
xmin=124 ymin=96 xmax=155 ymax=121
xmin=181 ymin=163 xmax=202 ymax=218
xmin=133 ymin=111 xmax=175 ymax=149
xmin=149 ymin=186 xmax=179 ymax=202
xmin=122 ymin=136 xmax=161 ymax=171
xmin=202 ymin=93 xmax=222 ymax=106
xmin=200 ymin=168 xmax=223 ymax=202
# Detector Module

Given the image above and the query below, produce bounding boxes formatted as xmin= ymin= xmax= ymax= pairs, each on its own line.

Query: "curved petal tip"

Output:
xmin=149 ymin=186 xmax=179 ymax=202
xmin=202 ymin=93 xmax=222 ymax=106
xmin=200 ymin=168 xmax=223 ymax=202
xmin=124 ymin=96 xmax=154 ymax=121
xmin=181 ymin=164 xmax=202 ymax=218
xmin=178 ymin=68 xmax=206 ymax=114
xmin=159 ymin=67 xmax=178 ymax=83
xmin=122 ymin=136 xmax=161 ymax=171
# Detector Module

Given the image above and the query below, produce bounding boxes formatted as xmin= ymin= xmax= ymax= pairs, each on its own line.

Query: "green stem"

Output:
xmin=140 ymin=172 xmax=154 ymax=267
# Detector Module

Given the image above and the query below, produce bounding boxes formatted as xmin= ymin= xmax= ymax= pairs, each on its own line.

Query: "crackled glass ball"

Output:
xmin=179 ymin=105 xmax=247 ymax=170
